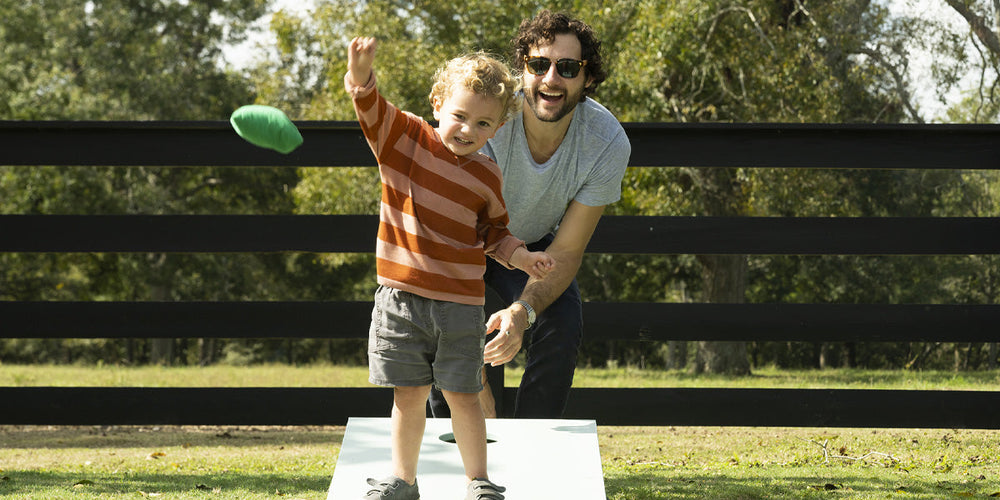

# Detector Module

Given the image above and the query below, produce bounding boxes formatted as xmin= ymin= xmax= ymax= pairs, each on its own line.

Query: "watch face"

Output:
xmin=517 ymin=300 xmax=535 ymax=325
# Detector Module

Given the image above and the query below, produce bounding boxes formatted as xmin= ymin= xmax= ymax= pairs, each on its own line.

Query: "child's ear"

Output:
xmin=489 ymin=121 xmax=506 ymax=139
xmin=431 ymin=96 xmax=443 ymax=120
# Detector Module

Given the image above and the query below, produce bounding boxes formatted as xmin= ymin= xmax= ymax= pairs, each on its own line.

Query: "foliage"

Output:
xmin=1 ymin=0 xmax=999 ymax=369
xmin=0 ymin=0 xmax=268 ymax=120
xmin=0 ymin=0 xmax=301 ymax=365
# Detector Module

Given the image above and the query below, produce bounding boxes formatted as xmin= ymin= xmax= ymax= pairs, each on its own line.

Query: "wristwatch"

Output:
xmin=513 ymin=300 xmax=535 ymax=328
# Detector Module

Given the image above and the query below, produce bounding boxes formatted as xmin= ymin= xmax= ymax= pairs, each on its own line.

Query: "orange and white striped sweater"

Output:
xmin=346 ymin=73 xmax=524 ymax=306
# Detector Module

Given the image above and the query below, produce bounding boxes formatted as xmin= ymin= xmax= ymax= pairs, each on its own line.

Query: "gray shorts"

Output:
xmin=368 ymin=286 xmax=485 ymax=393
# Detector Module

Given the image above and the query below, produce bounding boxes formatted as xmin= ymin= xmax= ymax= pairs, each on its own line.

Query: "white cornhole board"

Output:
xmin=327 ymin=417 xmax=605 ymax=499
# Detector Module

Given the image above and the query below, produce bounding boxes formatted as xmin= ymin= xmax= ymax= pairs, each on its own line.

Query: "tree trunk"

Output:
xmin=150 ymin=339 xmax=174 ymax=366
xmin=199 ymin=338 xmax=216 ymax=366
xmin=149 ymin=282 xmax=174 ymax=366
xmin=844 ymin=342 xmax=857 ymax=368
xmin=692 ymin=254 xmax=751 ymax=375
xmin=690 ymin=166 xmax=751 ymax=376
xmin=817 ymin=342 xmax=830 ymax=369
xmin=665 ymin=341 xmax=687 ymax=369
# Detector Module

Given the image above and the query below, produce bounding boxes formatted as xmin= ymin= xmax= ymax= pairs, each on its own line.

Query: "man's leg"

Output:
xmin=484 ymin=236 xmax=583 ymax=418
xmin=513 ymin=277 xmax=582 ymax=417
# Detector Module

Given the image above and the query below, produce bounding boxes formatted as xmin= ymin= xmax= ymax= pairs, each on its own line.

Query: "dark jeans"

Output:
xmin=428 ymin=234 xmax=583 ymax=418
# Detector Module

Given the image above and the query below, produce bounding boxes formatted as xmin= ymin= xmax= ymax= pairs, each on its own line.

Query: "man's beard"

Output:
xmin=524 ymin=86 xmax=582 ymax=123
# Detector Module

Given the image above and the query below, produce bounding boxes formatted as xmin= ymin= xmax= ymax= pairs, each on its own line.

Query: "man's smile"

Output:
xmin=538 ymin=89 xmax=565 ymax=102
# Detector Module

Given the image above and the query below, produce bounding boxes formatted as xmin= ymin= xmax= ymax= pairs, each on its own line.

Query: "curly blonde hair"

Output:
xmin=429 ymin=52 xmax=522 ymax=123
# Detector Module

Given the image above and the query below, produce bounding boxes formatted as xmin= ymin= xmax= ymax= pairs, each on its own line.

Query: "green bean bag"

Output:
xmin=230 ymin=105 xmax=303 ymax=154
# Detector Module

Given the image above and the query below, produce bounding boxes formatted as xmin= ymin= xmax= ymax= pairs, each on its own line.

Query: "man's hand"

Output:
xmin=347 ymin=37 xmax=377 ymax=87
xmin=485 ymin=202 xmax=606 ymax=366
xmin=483 ymin=302 xmax=531 ymax=366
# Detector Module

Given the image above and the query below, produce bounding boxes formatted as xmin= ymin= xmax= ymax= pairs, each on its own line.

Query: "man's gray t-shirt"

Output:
xmin=481 ymin=97 xmax=631 ymax=244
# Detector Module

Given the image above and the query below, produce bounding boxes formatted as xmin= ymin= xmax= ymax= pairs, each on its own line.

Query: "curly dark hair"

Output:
xmin=512 ymin=10 xmax=606 ymax=101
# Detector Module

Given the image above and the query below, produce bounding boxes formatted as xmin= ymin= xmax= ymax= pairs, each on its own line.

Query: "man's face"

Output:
xmin=522 ymin=33 xmax=594 ymax=123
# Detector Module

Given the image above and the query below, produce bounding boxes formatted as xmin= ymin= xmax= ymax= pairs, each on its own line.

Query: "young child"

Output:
xmin=346 ymin=37 xmax=554 ymax=500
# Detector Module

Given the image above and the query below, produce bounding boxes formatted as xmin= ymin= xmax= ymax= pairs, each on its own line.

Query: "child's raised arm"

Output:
xmin=347 ymin=37 xmax=377 ymax=87
xmin=509 ymin=246 xmax=555 ymax=280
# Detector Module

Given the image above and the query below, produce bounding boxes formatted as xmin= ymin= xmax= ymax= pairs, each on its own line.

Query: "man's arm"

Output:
xmin=484 ymin=200 xmax=606 ymax=366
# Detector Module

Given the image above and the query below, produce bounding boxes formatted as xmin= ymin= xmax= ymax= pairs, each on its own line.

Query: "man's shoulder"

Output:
xmin=576 ymin=98 xmax=628 ymax=145
xmin=491 ymin=111 xmax=523 ymax=143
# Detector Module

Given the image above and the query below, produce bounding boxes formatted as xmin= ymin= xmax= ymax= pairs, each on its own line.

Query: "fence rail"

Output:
xmin=2 ymin=301 xmax=998 ymax=342
xmin=2 ymin=121 xmax=999 ymax=428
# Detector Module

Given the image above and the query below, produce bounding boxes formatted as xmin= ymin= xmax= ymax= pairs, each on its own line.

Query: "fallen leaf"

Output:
xmin=73 ymin=479 xmax=95 ymax=488
xmin=147 ymin=451 xmax=166 ymax=460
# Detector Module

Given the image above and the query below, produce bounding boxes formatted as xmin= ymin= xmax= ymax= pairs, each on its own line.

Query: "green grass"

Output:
xmin=3 ymin=363 xmax=998 ymax=390
xmin=1 ymin=364 xmax=999 ymax=499
xmin=0 ymin=425 xmax=337 ymax=499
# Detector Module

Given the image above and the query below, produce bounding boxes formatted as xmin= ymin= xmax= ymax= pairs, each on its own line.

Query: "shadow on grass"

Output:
xmin=0 ymin=425 xmax=345 ymax=449
xmin=603 ymin=471 xmax=996 ymax=500
xmin=0 ymin=470 xmax=330 ymax=498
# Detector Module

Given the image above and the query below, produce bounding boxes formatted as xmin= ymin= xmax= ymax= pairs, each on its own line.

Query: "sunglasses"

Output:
xmin=524 ymin=56 xmax=588 ymax=78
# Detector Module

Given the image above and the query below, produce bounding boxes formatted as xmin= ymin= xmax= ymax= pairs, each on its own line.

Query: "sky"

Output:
xmin=221 ymin=1 xmax=307 ymax=70
xmin=885 ymin=0 xmax=978 ymax=121
xmin=222 ymin=0 xmax=981 ymax=122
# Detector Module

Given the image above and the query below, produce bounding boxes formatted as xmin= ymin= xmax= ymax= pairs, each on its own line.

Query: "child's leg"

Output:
xmin=392 ymin=385 xmax=432 ymax=484
xmin=441 ymin=389 xmax=488 ymax=481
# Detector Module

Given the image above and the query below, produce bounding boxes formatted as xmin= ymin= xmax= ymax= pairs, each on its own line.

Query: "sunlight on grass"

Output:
xmin=2 ymin=363 xmax=997 ymax=390
xmin=1 ymin=365 xmax=998 ymax=499
xmin=2 ymin=424 xmax=998 ymax=500
xmin=0 ymin=426 xmax=340 ymax=500
xmin=565 ymin=365 xmax=1000 ymax=390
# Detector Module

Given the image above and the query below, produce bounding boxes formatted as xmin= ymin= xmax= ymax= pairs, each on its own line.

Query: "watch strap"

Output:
xmin=514 ymin=300 xmax=535 ymax=327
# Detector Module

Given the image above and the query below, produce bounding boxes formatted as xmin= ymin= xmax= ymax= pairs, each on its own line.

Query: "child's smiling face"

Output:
xmin=433 ymin=87 xmax=504 ymax=157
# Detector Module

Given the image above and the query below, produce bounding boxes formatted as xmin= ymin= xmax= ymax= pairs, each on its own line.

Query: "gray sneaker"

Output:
xmin=362 ymin=476 xmax=419 ymax=500
xmin=466 ymin=478 xmax=505 ymax=500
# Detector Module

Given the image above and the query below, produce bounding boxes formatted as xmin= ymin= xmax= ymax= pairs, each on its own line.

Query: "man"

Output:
xmin=431 ymin=9 xmax=631 ymax=419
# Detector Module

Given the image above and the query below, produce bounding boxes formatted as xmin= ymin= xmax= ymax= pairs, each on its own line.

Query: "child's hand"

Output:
xmin=512 ymin=248 xmax=555 ymax=280
xmin=347 ymin=37 xmax=377 ymax=87
xmin=526 ymin=252 xmax=555 ymax=279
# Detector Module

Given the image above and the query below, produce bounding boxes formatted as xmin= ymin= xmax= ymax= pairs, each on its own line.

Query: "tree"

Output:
xmin=0 ymin=0 xmax=300 ymax=365
xmin=251 ymin=0 xmax=1000 ymax=373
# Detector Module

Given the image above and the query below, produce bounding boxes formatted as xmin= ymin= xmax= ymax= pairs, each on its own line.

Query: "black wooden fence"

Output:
xmin=2 ymin=121 xmax=999 ymax=428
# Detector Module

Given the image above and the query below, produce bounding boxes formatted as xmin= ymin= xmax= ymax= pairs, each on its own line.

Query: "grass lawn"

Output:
xmin=1 ymin=364 xmax=998 ymax=499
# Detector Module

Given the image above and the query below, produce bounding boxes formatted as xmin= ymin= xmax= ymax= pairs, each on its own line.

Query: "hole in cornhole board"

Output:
xmin=327 ymin=417 xmax=605 ymax=499
xmin=437 ymin=432 xmax=498 ymax=444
